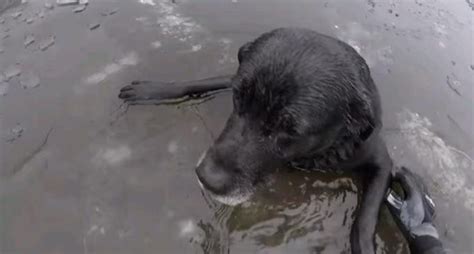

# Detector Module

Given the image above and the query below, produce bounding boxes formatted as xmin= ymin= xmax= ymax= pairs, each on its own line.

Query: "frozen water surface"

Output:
xmin=0 ymin=0 xmax=472 ymax=254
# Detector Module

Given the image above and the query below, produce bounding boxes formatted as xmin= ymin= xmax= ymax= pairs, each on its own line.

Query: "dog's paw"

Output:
xmin=119 ymin=81 xmax=153 ymax=101
xmin=118 ymin=81 xmax=171 ymax=101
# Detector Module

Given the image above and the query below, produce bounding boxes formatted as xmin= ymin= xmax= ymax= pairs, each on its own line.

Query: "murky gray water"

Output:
xmin=1 ymin=0 xmax=472 ymax=253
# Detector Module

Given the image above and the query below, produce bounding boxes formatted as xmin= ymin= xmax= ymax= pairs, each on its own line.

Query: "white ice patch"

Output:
xmin=136 ymin=16 xmax=151 ymax=24
xmin=191 ymin=44 xmax=202 ymax=52
xmin=98 ymin=145 xmax=132 ymax=166
xmin=151 ymin=40 xmax=162 ymax=49
xmin=398 ymin=110 xmax=474 ymax=211
xmin=85 ymin=52 xmax=139 ymax=85
xmin=140 ymin=0 xmax=201 ymax=42
xmin=178 ymin=44 xmax=205 ymax=54
xmin=85 ymin=64 xmax=120 ymax=84
xmin=167 ymin=140 xmax=179 ymax=154
xmin=87 ymin=225 xmax=99 ymax=235
xmin=336 ymin=22 xmax=394 ymax=68
xmin=178 ymin=219 xmax=196 ymax=237
xmin=139 ymin=0 xmax=156 ymax=6
xmin=433 ymin=22 xmax=448 ymax=36
xmin=118 ymin=52 xmax=139 ymax=66
xmin=218 ymin=38 xmax=236 ymax=64
xmin=220 ymin=38 xmax=232 ymax=46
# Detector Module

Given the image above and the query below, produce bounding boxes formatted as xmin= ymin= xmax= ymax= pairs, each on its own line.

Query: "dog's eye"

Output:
xmin=275 ymin=133 xmax=296 ymax=149
xmin=274 ymin=133 xmax=299 ymax=158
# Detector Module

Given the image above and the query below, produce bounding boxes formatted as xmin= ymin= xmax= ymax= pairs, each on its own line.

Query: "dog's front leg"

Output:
xmin=118 ymin=75 xmax=233 ymax=105
xmin=350 ymin=135 xmax=392 ymax=254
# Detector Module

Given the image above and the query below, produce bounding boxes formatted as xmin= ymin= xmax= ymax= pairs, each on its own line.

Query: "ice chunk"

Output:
xmin=26 ymin=18 xmax=34 ymax=24
xmin=4 ymin=124 xmax=24 ymax=143
xmin=151 ymin=41 xmax=162 ymax=49
xmin=11 ymin=12 xmax=22 ymax=19
xmin=44 ymin=2 xmax=54 ymax=9
xmin=178 ymin=219 xmax=196 ymax=237
xmin=73 ymin=4 xmax=87 ymax=13
xmin=4 ymin=65 xmax=22 ymax=81
xmin=19 ymin=72 xmax=40 ymax=89
xmin=24 ymin=34 xmax=36 ymax=48
xmin=118 ymin=52 xmax=138 ymax=66
xmin=139 ymin=0 xmax=156 ymax=6
xmin=446 ymin=74 xmax=462 ymax=96
xmin=167 ymin=140 xmax=178 ymax=154
xmin=0 ymin=81 xmax=9 ymax=96
xmin=89 ymin=23 xmax=100 ymax=30
xmin=108 ymin=8 xmax=118 ymax=15
xmin=191 ymin=44 xmax=202 ymax=52
xmin=99 ymin=145 xmax=132 ymax=165
xmin=100 ymin=8 xmax=118 ymax=16
xmin=79 ymin=0 xmax=88 ymax=4
xmin=39 ymin=36 xmax=55 ymax=51
xmin=56 ymin=0 xmax=79 ymax=6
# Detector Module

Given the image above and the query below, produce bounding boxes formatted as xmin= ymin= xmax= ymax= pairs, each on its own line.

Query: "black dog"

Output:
xmin=119 ymin=28 xmax=392 ymax=254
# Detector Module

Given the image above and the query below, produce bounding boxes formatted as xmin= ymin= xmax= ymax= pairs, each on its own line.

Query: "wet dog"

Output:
xmin=119 ymin=28 xmax=392 ymax=254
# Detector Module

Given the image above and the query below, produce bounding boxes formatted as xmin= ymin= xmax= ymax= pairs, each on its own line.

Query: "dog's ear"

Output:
xmin=357 ymin=102 xmax=376 ymax=141
xmin=346 ymin=100 xmax=376 ymax=141
xmin=359 ymin=121 xmax=374 ymax=141
xmin=238 ymin=42 xmax=252 ymax=63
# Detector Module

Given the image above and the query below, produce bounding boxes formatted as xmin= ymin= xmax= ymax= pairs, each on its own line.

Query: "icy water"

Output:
xmin=0 ymin=0 xmax=472 ymax=253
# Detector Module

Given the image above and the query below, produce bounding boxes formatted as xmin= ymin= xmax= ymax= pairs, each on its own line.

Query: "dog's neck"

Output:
xmin=290 ymin=140 xmax=360 ymax=172
xmin=289 ymin=126 xmax=372 ymax=172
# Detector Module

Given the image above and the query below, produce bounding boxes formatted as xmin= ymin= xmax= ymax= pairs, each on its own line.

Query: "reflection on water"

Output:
xmin=195 ymin=169 xmax=407 ymax=254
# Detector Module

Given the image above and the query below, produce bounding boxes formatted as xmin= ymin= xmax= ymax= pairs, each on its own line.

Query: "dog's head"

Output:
xmin=196 ymin=65 xmax=361 ymax=205
xmin=196 ymin=31 xmax=377 ymax=205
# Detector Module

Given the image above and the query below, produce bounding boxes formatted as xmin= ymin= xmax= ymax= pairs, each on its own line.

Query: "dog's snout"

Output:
xmin=195 ymin=156 xmax=231 ymax=195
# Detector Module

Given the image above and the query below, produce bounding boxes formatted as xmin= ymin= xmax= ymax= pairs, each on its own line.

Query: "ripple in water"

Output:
xmin=198 ymin=169 xmax=363 ymax=254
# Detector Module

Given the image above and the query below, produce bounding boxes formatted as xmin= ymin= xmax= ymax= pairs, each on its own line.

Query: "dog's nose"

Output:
xmin=195 ymin=156 xmax=231 ymax=195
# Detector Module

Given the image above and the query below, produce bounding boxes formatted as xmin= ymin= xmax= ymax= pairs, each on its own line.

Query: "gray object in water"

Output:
xmin=56 ymin=0 xmax=79 ymax=6
xmin=39 ymin=36 xmax=55 ymax=51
